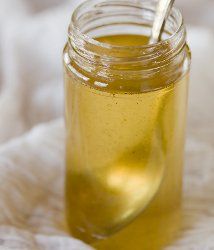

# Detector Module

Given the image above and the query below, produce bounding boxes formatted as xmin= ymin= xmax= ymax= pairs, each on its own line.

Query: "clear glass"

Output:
xmin=63 ymin=0 xmax=191 ymax=249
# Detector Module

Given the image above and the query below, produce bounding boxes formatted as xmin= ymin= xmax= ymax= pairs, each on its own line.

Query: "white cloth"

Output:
xmin=0 ymin=0 xmax=213 ymax=249
xmin=0 ymin=120 xmax=93 ymax=250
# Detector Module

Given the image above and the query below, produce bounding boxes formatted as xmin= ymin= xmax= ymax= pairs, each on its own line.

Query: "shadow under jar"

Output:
xmin=63 ymin=0 xmax=191 ymax=249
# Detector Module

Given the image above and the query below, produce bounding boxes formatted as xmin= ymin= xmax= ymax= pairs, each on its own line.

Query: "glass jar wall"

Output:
xmin=63 ymin=1 xmax=191 ymax=249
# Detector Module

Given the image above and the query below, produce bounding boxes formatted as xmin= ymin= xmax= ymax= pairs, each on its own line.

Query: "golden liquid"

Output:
xmin=64 ymin=35 xmax=189 ymax=249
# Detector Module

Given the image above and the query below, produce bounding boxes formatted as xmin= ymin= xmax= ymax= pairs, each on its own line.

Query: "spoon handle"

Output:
xmin=149 ymin=0 xmax=175 ymax=44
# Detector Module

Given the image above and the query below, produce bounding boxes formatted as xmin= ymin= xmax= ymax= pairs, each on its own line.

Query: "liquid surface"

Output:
xmin=64 ymin=34 xmax=189 ymax=249
xmin=96 ymin=34 xmax=149 ymax=46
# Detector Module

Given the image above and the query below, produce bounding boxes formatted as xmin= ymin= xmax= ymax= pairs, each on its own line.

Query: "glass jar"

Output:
xmin=63 ymin=0 xmax=191 ymax=249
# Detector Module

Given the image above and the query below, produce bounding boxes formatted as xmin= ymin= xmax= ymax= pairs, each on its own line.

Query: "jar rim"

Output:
xmin=65 ymin=0 xmax=190 ymax=90
xmin=70 ymin=0 xmax=185 ymax=51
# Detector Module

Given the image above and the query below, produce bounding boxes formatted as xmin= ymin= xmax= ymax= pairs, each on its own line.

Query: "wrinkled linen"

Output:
xmin=0 ymin=0 xmax=213 ymax=249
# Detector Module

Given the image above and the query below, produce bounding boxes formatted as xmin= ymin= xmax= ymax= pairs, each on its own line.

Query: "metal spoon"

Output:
xmin=149 ymin=0 xmax=175 ymax=44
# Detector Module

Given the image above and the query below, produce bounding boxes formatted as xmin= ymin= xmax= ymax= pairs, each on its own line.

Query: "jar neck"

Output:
xmin=67 ymin=0 xmax=189 ymax=85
